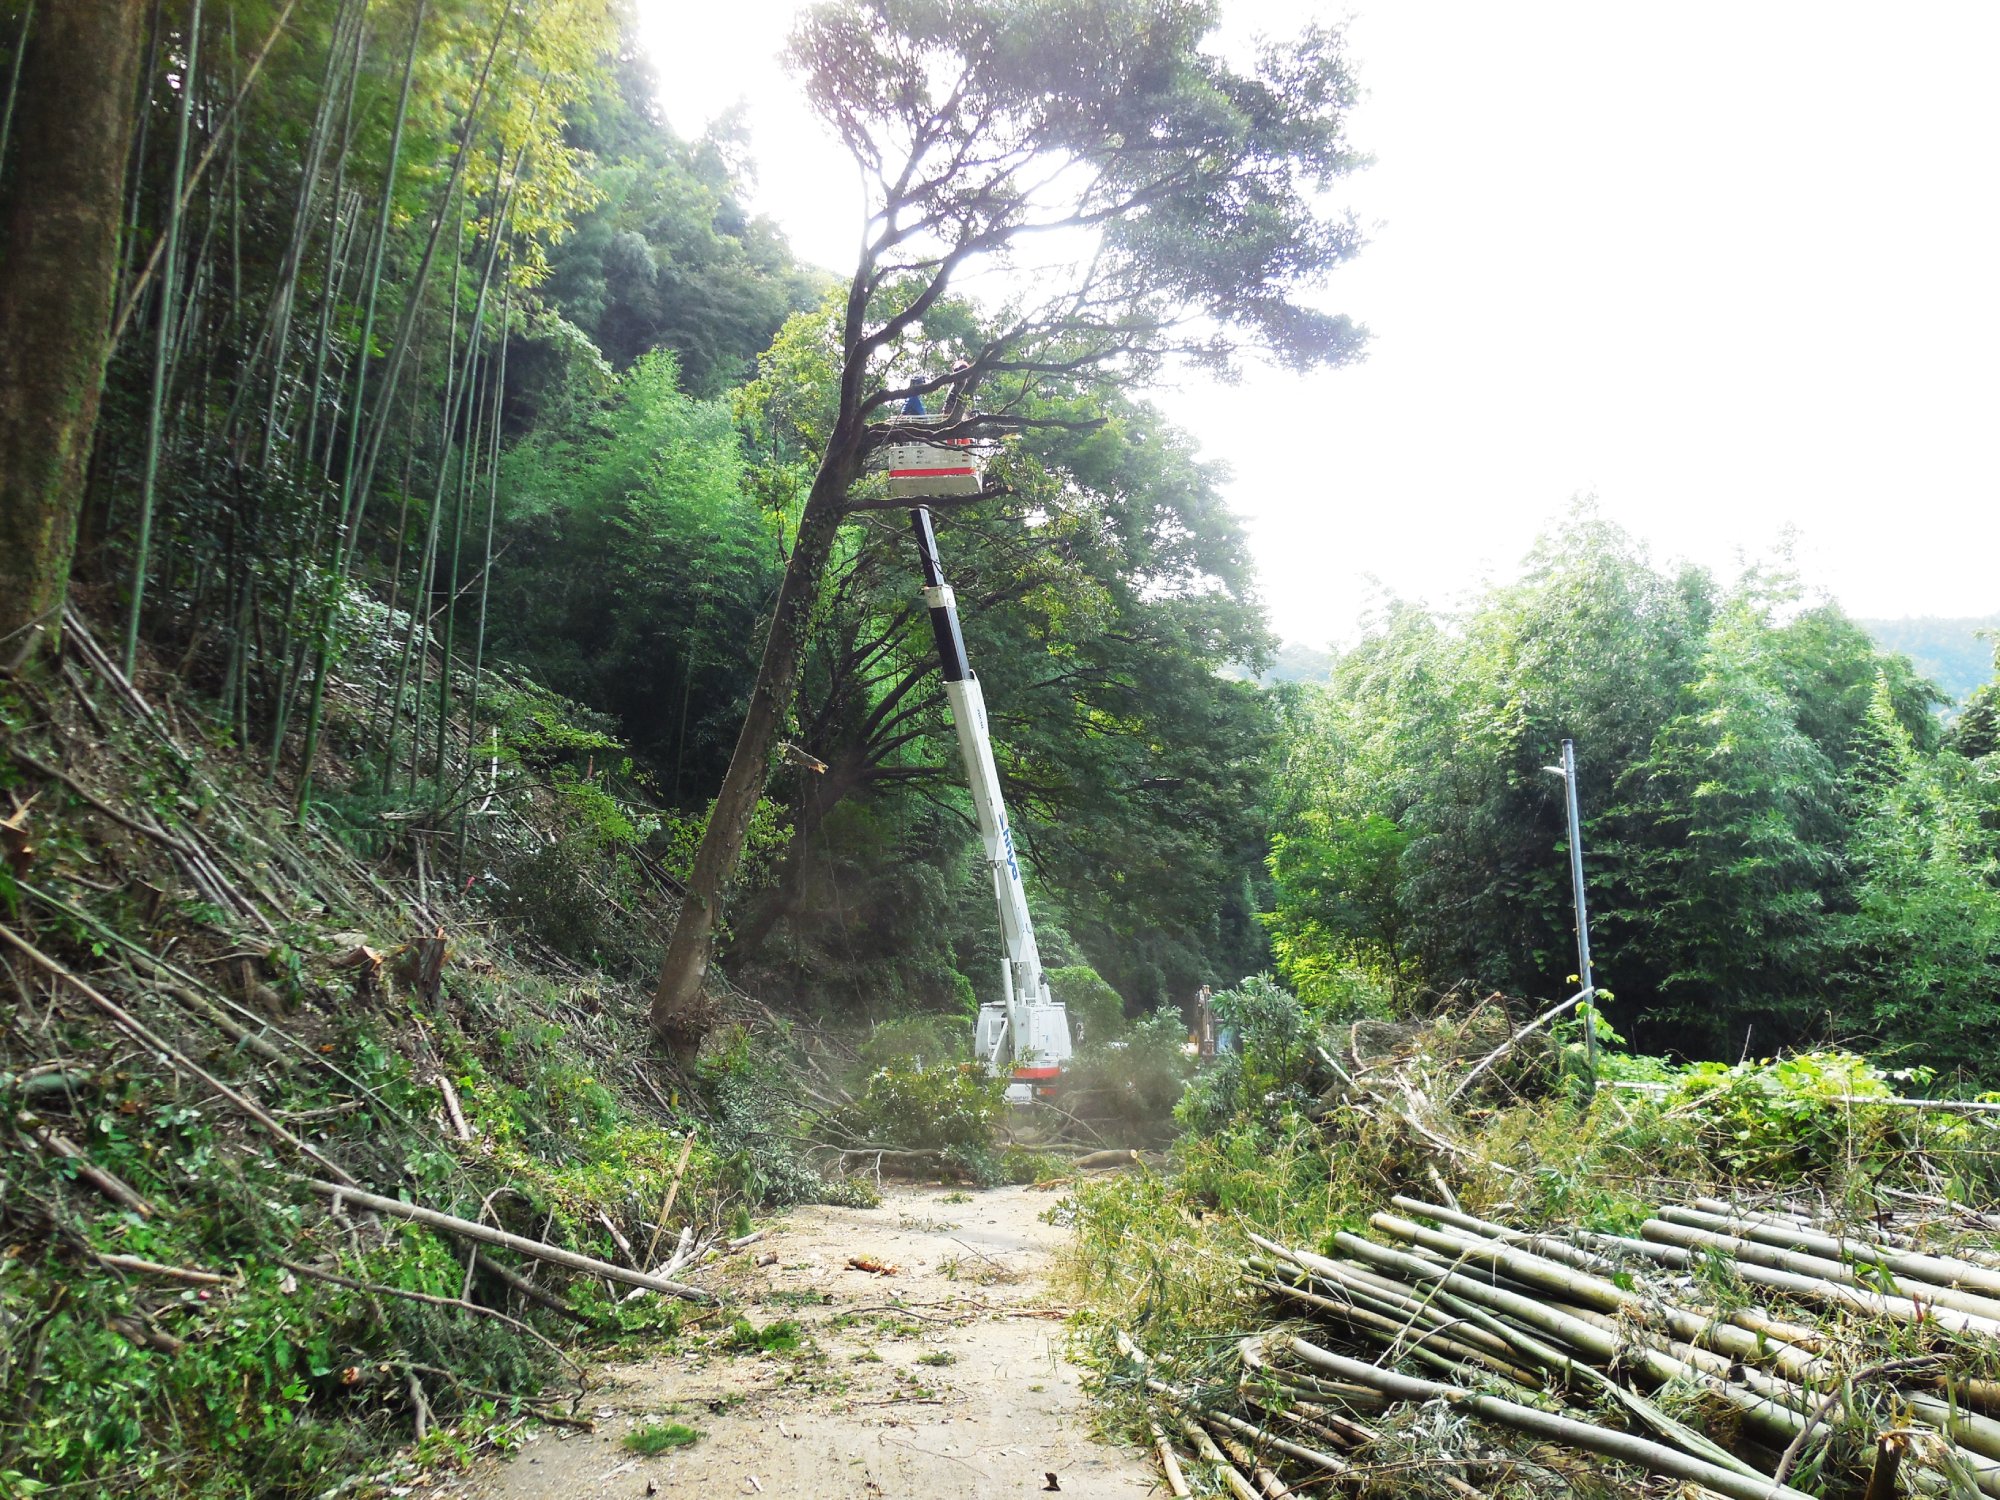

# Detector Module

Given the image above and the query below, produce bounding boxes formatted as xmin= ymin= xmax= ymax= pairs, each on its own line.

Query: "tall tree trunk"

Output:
xmin=723 ymin=750 xmax=870 ymax=966
xmin=0 ymin=0 xmax=148 ymax=670
xmin=650 ymin=454 xmax=860 ymax=1058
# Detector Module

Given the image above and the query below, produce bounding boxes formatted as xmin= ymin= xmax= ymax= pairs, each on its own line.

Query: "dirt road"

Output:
xmin=458 ymin=1184 xmax=1155 ymax=1500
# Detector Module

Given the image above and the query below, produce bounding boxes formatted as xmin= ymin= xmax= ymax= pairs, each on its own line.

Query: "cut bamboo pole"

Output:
xmin=1640 ymin=1219 xmax=2000 ymax=1334
xmin=1148 ymin=1420 xmax=1191 ymax=1498
xmin=1389 ymin=1194 xmax=1621 ymax=1273
xmin=1376 ymin=1212 xmax=1830 ymax=1380
xmin=1174 ymin=1413 xmax=1261 ymax=1500
xmin=1258 ymin=1232 xmax=1816 ymax=1447
xmin=1249 ymin=1253 xmax=1530 ymax=1369
xmin=1661 ymin=1204 xmax=2000 ymax=1302
xmin=303 ymin=1180 xmax=712 ymax=1302
xmin=1248 ymin=1274 xmax=1540 ymax=1387
xmin=1284 ymin=1339 xmax=1814 ymax=1500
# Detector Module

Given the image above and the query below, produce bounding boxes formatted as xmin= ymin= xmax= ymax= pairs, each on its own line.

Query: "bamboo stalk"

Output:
xmin=125 ymin=0 xmax=204 ymax=675
xmin=1640 ymin=1219 xmax=2000 ymax=1335
xmin=1248 ymin=1274 xmax=1541 ymax=1387
xmin=1374 ymin=1215 xmax=1828 ymax=1380
xmin=1173 ymin=1413 xmax=1260 ymax=1500
xmin=1661 ymin=1204 xmax=2000 ymax=1303
xmin=1256 ymin=1231 xmax=1814 ymax=1446
xmin=1250 ymin=1255 xmax=1540 ymax=1370
xmin=1388 ymin=1194 xmax=1621 ymax=1273
xmin=94 ymin=1252 xmax=231 ymax=1284
xmin=642 ymin=1134 xmax=698 ymax=1270
xmin=108 ymin=0 xmax=306 ymax=350
xmin=30 ymin=1125 xmax=157 ymax=1216
xmin=0 ymin=0 xmax=35 ymax=170
xmin=1148 ymin=1420 xmax=1191 ymax=1497
xmin=301 ymin=1180 xmax=713 ymax=1303
xmin=1284 ymin=1339 xmax=1814 ymax=1500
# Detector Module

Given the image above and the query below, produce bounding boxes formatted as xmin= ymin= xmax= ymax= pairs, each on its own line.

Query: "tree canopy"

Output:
xmin=1265 ymin=511 xmax=2000 ymax=1079
xmin=650 ymin=0 xmax=1373 ymax=1052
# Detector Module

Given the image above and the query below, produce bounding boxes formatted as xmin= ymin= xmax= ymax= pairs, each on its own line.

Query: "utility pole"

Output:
xmin=1548 ymin=738 xmax=1597 ymax=1091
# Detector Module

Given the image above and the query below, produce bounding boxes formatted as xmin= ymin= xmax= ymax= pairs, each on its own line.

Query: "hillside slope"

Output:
xmin=0 ymin=607 xmax=863 ymax=1498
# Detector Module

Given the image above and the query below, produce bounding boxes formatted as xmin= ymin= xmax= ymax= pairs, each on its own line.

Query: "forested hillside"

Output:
xmin=0 ymin=0 xmax=1283 ymax=1026
xmin=4 ymin=1 xmax=2000 ymax=1497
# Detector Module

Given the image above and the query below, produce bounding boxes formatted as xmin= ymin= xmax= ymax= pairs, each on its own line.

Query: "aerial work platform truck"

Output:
xmin=870 ymin=404 xmax=1072 ymax=1098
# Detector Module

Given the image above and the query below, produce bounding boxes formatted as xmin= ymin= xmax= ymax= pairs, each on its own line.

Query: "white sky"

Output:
xmin=634 ymin=1 xmax=2000 ymax=650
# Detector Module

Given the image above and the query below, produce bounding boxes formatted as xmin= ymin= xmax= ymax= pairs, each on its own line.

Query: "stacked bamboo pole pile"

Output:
xmin=1126 ymin=1194 xmax=2000 ymax=1498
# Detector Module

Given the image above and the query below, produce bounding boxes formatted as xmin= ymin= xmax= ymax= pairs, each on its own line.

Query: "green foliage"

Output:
xmin=697 ymin=1028 xmax=876 ymax=1209
xmin=841 ymin=1065 xmax=1008 ymax=1155
xmin=488 ymin=352 xmax=778 ymax=798
xmin=724 ymin=1318 xmax=803 ymax=1355
xmin=790 ymin=0 xmax=1370 ymax=372
xmin=1175 ymin=976 xmax=1318 ymax=1138
xmin=544 ymin=44 xmax=821 ymax=393
xmin=1662 ymin=1051 xmax=1902 ymax=1180
xmin=624 ymin=1421 xmax=703 ymax=1454
xmin=854 ymin=1015 xmax=971 ymax=1075
xmin=735 ymin=333 xmax=1282 ymax=1014
xmin=1061 ymin=1005 xmax=1196 ymax=1140
xmin=1835 ymin=683 xmax=2000 ymax=1079
xmin=1265 ymin=808 xmax=1414 ymax=1008
xmin=1048 ymin=966 xmax=1126 ymax=1048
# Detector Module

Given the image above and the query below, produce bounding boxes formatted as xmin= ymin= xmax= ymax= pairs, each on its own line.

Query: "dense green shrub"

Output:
xmin=1661 ymin=1050 xmax=1931 ymax=1181
xmin=698 ymin=1029 xmax=874 ymax=1208
xmin=1176 ymin=976 xmax=1318 ymax=1137
xmin=841 ymin=1065 xmax=1007 ymax=1155
xmin=1062 ymin=1006 xmax=1195 ymax=1140
xmin=854 ymin=1014 xmax=970 ymax=1076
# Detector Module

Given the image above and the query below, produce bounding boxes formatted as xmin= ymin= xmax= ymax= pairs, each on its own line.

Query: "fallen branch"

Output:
xmin=1447 ymin=987 xmax=1590 ymax=1104
xmin=437 ymin=1076 xmax=472 ymax=1142
xmin=28 ymin=1123 xmax=156 ymax=1216
xmin=301 ymin=1180 xmax=713 ymax=1303
xmin=640 ymin=1134 xmax=696 ymax=1270
xmin=93 ymin=1252 xmax=232 ymax=1285
xmin=279 ymin=1257 xmax=586 ymax=1384
xmin=1072 ymin=1148 xmax=1145 ymax=1171
xmin=0 ymin=924 xmax=359 ymax=1186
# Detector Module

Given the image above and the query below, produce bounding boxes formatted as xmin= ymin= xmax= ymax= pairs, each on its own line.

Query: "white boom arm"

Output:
xmin=908 ymin=506 xmax=1072 ymax=1097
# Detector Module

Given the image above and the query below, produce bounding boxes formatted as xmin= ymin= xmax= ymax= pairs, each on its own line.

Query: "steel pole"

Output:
xmin=1560 ymin=738 xmax=1597 ymax=1089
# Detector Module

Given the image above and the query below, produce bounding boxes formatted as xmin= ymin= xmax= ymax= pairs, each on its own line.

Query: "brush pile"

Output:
xmin=1124 ymin=1192 xmax=2000 ymax=1499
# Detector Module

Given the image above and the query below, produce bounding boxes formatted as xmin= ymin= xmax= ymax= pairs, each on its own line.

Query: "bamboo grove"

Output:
xmin=11 ymin=0 xmax=614 ymax=806
xmin=0 ymin=0 xmax=1290 ymax=1026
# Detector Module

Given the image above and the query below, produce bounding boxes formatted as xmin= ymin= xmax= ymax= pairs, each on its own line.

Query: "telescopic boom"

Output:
xmin=908 ymin=505 xmax=1072 ymax=1097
